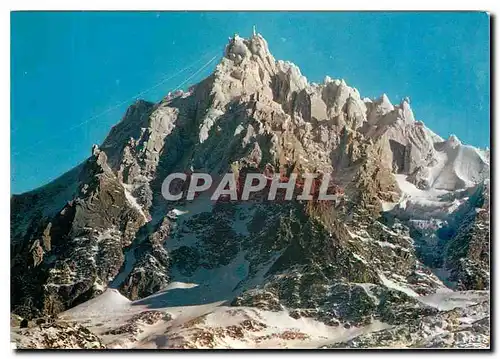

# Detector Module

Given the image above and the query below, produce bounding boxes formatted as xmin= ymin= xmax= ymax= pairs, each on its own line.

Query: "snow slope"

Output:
xmin=391 ymin=174 xmax=466 ymax=221
xmin=60 ymin=288 xmax=390 ymax=349
xmin=60 ymin=284 xmax=489 ymax=349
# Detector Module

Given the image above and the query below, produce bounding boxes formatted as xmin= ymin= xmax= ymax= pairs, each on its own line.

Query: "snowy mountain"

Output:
xmin=11 ymin=33 xmax=490 ymax=349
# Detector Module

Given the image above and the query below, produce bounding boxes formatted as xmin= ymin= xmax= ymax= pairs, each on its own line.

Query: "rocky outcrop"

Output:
xmin=230 ymin=201 xmax=444 ymax=327
xmin=13 ymin=321 xmax=106 ymax=349
xmin=327 ymin=293 xmax=489 ymax=349
xmin=11 ymin=148 xmax=147 ymax=318
xmin=445 ymin=181 xmax=490 ymax=290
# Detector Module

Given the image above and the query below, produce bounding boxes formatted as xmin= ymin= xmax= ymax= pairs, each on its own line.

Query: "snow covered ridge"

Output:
xmin=161 ymin=171 xmax=345 ymax=202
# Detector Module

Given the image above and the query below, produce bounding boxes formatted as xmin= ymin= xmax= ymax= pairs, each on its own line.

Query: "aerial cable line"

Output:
xmin=12 ymin=49 xmax=221 ymax=158
xmin=172 ymin=54 xmax=218 ymax=92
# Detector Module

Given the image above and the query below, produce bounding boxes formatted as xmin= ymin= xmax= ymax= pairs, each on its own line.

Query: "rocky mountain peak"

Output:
xmin=224 ymin=32 xmax=272 ymax=64
xmin=11 ymin=31 xmax=490 ymax=349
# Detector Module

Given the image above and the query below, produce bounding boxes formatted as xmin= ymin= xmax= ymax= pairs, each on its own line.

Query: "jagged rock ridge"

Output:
xmin=11 ymin=32 xmax=489 ymax=349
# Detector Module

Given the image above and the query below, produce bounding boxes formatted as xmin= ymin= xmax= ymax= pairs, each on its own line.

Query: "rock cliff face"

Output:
xmin=11 ymin=33 xmax=489 ymax=349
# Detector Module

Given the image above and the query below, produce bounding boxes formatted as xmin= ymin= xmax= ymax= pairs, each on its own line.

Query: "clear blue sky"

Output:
xmin=11 ymin=12 xmax=490 ymax=194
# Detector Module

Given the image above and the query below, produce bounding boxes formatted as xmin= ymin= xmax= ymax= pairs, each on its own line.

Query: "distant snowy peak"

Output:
xmin=445 ymin=134 xmax=462 ymax=148
xmin=432 ymin=138 xmax=489 ymax=190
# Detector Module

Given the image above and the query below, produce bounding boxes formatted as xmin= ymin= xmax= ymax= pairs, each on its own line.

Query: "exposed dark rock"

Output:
xmin=13 ymin=321 xmax=106 ymax=349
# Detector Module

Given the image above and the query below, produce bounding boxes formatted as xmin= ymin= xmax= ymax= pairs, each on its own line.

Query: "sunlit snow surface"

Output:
xmin=61 ymin=288 xmax=391 ymax=349
xmin=60 ymin=284 xmax=488 ymax=349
